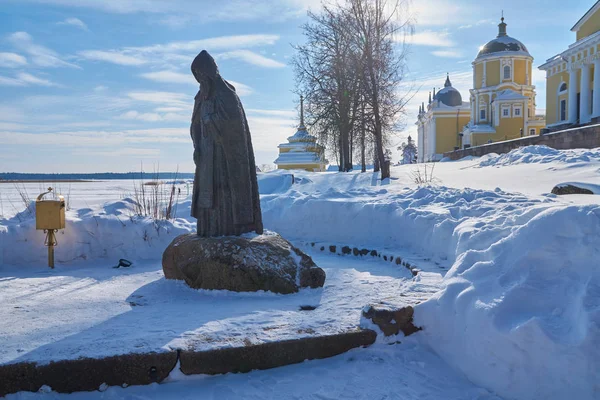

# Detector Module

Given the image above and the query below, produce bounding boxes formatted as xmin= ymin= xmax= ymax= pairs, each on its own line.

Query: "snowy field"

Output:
xmin=1 ymin=146 xmax=599 ymax=399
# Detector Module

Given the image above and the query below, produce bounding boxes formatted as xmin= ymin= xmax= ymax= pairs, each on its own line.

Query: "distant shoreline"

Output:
xmin=0 ymin=180 xmax=95 ymax=183
xmin=0 ymin=173 xmax=195 ymax=181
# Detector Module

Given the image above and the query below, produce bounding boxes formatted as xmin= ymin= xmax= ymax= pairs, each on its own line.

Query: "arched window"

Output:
xmin=503 ymin=65 xmax=511 ymax=80
xmin=559 ymin=82 xmax=567 ymax=92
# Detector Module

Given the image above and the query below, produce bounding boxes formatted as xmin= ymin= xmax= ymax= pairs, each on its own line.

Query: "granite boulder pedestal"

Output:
xmin=162 ymin=231 xmax=325 ymax=294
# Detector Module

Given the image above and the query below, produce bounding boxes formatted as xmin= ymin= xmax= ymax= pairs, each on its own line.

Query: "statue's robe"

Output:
xmin=190 ymin=78 xmax=263 ymax=237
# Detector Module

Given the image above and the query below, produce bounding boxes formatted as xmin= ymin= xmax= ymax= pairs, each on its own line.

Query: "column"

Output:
xmin=417 ymin=124 xmax=424 ymax=163
xmin=483 ymin=61 xmax=487 ymax=87
xmin=593 ymin=60 xmax=600 ymax=119
xmin=568 ymin=67 xmax=578 ymax=123
xmin=581 ymin=64 xmax=591 ymax=123
xmin=430 ymin=118 xmax=437 ymax=161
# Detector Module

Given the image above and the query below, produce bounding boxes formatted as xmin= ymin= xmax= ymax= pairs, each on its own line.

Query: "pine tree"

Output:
xmin=399 ymin=135 xmax=417 ymax=165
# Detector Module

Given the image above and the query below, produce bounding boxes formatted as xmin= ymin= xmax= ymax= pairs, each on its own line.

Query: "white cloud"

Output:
xmin=94 ymin=85 xmax=108 ymax=92
xmin=154 ymin=106 xmax=188 ymax=113
xmin=128 ymin=34 xmax=279 ymax=55
xmin=217 ymin=50 xmax=285 ymax=68
xmin=532 ymin=69 xmax=546 ymax=85
xmin=140 ymin=70 xmax=189 ymax=84
xmin=127 ymin=91 xmax=191 ymax=107
xmin=458 ymin=19 xmax=495 ymax=30
xmin=408 ymin=30 xmax=454 ymax=47
xmin=431 ymin=50 xmax=463 ymax=58
xmin=10 ymin=0 xmax=319 ymax=23
xmin=226 ymin=80 xmax=253 ymax=96
xmin=247 ymin=109 xmax=296 ymax=118
xmin=157 ymin=15 xmax=192 ymax=28
xmin=80 ymin=148 xmax=161 ymax=157
xmin=57 ymin=17 xmax=88 ymax=30
xmin=79 ymin=34 xmax=280 ymax=73
xmin=246 ymin=115 xmax=295 ymax=152
xmin=0 ymin=127 xmax=190 ymax=147
xmin=7 ymin=31 xmax=79 ymax=68
xmin=79 ymin=50 xmax=147 ymax=66
xmin=15 ymin=72 xmax=58 ymax=86
xmin=139 ymin=71 xmax=253 ymax=96
xmin=0 ymin=52 xmax=27 ymax=68
xmin=117 ymin=110 xmax=188 ymax=122
xmin=412 ymin=0 xmax=481 ymax=27
xmin=0 ymin=72 xmax=58 ymax=86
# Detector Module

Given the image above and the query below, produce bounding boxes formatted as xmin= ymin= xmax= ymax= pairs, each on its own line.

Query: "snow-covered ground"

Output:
xmin=0 ymin=250 xmax=437 ymax=365
xmin=1 ymin=146 xmax=599 ymax=399
xmin=6 ymin=340 xmax=503 ymax=400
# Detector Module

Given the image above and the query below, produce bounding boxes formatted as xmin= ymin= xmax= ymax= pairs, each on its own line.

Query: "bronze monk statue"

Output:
xmin=190 ymin=50 xmax=263 ymax=237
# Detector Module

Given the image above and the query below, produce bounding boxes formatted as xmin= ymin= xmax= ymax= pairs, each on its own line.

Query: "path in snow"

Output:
xmin=0 ymin=250 xmax=442 ymax=366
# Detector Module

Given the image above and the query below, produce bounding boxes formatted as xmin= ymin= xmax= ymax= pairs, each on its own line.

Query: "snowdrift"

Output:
xmin=0 ymin=199 xmax=194 ymax=267
xmin=477 ymin=145 xmax=600 ymax=167
xmin=260 ymin=178 xmax=600 ymax=400
xmin=0 ymin=174 xmax=293 ymax=267
xmin=415 ymin=205 xmax=600 ymax=400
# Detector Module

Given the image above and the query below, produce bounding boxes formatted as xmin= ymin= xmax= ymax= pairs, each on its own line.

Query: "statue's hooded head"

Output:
xmin=191 ymin=50 xmax=219 ymax=84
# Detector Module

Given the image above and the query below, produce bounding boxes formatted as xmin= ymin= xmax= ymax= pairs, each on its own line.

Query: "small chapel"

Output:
xmin=274 ymin=96 xmax=328 ymax=172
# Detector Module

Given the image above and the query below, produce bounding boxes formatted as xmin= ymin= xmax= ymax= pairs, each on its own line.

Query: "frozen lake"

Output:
xmin=0 ymin=180 xmax=193 ymax=219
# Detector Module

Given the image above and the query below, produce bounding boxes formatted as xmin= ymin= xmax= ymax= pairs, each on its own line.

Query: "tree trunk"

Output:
xmin=373 ymin=139 xmax=380 ymax=172
xmin=341 ymin=126 xmax=352 ymax=172
xmin=360 ymin=116 xmax=366 ymax=172
xmin=338 ymin=135 xmax=344 ymax=172
xmin=349 ymin=128 xmax=353 ymax=168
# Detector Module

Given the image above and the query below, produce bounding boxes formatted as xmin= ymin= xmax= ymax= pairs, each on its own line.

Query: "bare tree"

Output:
xmin=292 ymin=0 xmax=412 ymax=178
xmin=292 ymin=5 xmax=363 ymax=172
xmin=346 ymin=0 xmax=413 ymax=180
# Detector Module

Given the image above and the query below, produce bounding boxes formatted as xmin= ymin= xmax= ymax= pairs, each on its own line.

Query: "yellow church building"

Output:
xmin=417 ymin=17 xmax=545 ymax=161
xmin=274 ymin=96 xmax=328 ymax=172
xmin=462 ymin=17 xmax=545 ymax=147
xmin=416 ymin=74 xmax=470 ymax=162
xmin=539 ymin=1 xmax=600 ymax=128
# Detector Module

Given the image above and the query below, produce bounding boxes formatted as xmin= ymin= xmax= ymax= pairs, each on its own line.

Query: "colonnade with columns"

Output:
xmin=568 ymin=58 xmax=600 ymax=123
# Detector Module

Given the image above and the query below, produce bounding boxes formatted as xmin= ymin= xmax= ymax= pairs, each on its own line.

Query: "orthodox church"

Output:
xmin=416 ymin=74 xmax=470 ymax=163
xmin=274 ymin=96 xmax=328 ymax=172
xmin=416 ymin=17 xmax=545 ymax=162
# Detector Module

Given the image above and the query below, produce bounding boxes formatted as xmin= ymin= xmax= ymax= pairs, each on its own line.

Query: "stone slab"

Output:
xmin=179 ymin=329 xmax=377 ymax=375
xmin=0 ymin=352 xmax=178 ymax=397
xmin=0 ymin=330 xmax=377 ymax=396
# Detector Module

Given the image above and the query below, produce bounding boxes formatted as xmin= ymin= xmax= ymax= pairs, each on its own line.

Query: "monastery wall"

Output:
xmin=443 ymin=123 xmax=600 ymax=160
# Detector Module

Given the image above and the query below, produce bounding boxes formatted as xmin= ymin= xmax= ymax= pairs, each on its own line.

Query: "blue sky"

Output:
xmin=0 ymin=0 xmax=595 ymax=172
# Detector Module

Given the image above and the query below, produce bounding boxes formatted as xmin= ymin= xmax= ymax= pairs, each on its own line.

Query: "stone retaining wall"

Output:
xmin=0 ymin=330 xmax=376 ymax=397
xmin=444 ymin=123 xmax=600 ymax=160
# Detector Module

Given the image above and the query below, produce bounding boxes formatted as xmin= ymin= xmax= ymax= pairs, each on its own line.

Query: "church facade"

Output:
xmin=539 ymin=1 xmax=600 ymax=128
xmin=416 ymin=75 xmax=470 ymax=163
xmin=417 ymin=17 xmax=545 ymax=162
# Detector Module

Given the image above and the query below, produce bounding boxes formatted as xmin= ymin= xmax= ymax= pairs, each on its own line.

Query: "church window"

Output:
xmin=480 ymin=109 xmax=486 ymax=120
xmin=502 ymin=108 xmax=510 ymax=117
xmin=559 ymin=82 xmax=567 ymax=92
xmin=514 ymin=107 xmax=521 ymax=117
xmin=503 ymin=65 xmax=511 ymax=80
xmin=560 ymin=99 xmax=567 ymax=121
xmin=529 ymin=128 xmax=535 ymax=135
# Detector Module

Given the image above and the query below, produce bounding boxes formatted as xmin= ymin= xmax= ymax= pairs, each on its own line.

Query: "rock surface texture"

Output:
xmin=362 ymin=304 xmax=421 ymax=337
xmin=551 ymin=184 xmax=594 ymax=195
xmin=162 ymin=232 xmax=325 ymax=294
